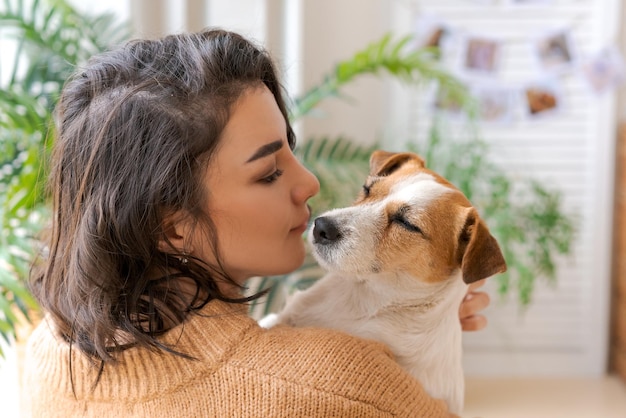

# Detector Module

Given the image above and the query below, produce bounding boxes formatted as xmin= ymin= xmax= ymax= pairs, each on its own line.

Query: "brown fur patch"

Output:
xmin=375 ymin=187 xmax=473 ymax=283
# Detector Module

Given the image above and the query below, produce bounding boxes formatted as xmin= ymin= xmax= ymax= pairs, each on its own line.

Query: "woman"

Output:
xmin=22 ymin=28 xmax=489 ymax=417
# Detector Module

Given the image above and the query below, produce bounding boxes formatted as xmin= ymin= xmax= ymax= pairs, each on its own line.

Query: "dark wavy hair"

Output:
xmin=31 ymin=29 xmax=294 ymax=363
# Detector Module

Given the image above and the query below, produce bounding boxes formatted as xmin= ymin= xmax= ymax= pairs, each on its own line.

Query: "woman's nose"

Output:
xmin=292 ymin=160 xmax=320 ymax=204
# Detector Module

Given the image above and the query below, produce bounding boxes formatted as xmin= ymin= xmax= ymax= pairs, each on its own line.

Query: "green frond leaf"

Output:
xmin=290 ymin=33 xmax=471 ymax=121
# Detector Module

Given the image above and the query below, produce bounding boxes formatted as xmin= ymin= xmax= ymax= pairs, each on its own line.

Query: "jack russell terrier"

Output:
xmin=263 ymin=150 xmax=506 ymax=415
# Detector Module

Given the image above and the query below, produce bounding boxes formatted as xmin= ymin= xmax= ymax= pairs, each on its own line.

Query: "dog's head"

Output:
xmin=309 ymin=150 xmax=506 ymax=284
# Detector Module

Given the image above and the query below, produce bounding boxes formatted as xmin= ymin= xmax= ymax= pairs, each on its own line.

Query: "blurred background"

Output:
xmin=1 ymin=0 xmax=626 ymax=417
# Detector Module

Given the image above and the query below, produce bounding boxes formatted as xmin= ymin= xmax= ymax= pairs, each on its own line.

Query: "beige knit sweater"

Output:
xmin=21 ymin=300 xmax=455 ymax=417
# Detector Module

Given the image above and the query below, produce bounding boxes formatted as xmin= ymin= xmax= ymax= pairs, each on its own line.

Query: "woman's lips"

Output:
xmin=291 ymin=223 xmax=308 ymax=234
xmin=291 ymin=208 xmax=312 ymax=234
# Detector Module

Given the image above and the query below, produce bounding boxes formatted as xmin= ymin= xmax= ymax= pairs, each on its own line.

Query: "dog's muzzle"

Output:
xmin=312 ymin=216 xmax=342 ymax=245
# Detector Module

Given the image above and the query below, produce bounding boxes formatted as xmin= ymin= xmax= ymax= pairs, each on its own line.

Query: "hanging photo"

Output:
xmin=581 ymin=47 xmax=625 ymax=95
xmin=463 ymin=36 xmax=500 ymax=74
xmin=471 ymin=84 xmax=518 ymax=124
xmin=413 ymin=14 xmax=450 ymax=51
xmin=523 ymin=80 xmax=563 ymax=118
xmin=533 ymin=29 xmax=577 ymax=74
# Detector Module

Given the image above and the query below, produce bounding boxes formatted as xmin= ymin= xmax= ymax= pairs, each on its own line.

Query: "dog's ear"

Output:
xmin=458 ymin=208 xmax=507 ymax=284
xmin=369 ymin=150 xmax=425 ymax=176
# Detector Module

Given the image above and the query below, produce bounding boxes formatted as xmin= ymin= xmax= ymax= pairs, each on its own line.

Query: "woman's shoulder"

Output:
xmin=228 ymin=323 xmax=450 ymax=416
xmin=250 ymin=323 xmax=395 ymax=366
xmin=235 ymin=323 xmax=402 ymax=383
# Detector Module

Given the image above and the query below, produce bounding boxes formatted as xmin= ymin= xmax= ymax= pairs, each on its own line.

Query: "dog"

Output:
xmin=265 ymin=150 xmax=506 ymax=414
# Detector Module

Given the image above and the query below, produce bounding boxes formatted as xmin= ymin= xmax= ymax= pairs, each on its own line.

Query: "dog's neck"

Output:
xmin=351 ymin=271 xmax=463 ymax=316
xmin=352 ymin=271 xmax=469 ymax=413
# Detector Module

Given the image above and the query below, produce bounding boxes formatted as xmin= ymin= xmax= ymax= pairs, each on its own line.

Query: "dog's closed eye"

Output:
xmin=390 ymin=212 xmax=425 ymax=236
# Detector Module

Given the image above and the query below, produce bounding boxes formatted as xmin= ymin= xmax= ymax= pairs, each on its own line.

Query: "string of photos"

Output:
xmin=410 ymin=3 xmax=625 ymax=125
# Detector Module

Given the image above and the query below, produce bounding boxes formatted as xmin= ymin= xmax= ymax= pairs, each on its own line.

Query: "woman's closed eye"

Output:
xmin=260 ymin=168 xmax=284 ymax=184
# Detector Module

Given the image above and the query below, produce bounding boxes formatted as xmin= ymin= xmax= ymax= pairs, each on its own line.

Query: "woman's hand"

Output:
xmin=459 ymin=279 xmax=490 ymax=331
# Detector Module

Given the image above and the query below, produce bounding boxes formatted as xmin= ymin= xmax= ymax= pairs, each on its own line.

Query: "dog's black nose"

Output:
xmin=313 ymin=216 xmax=341 ymax=244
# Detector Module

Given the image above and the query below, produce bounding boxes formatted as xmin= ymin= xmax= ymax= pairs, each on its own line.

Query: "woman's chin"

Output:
xmin=269 ymin=250 xmax=307 ymax=276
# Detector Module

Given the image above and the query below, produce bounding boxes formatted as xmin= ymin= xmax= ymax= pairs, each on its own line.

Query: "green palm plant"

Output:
xmin=289 ymin=34 xmax=474 ymax=121
xmin=0 ymin=0 xmax=130 ymax=355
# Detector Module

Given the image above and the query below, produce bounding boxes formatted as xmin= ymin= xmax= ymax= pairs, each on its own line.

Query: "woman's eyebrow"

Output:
xmin=246 ymin=139 xmax=283 ymax=163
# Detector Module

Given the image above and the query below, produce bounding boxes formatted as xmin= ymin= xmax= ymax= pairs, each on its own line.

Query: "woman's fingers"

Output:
xmin=459 ymin=285 xmax=491 ymax=332
xmin=461 ymin=314 xmax=488 ymax=332
xmin=459 ymin=290 xmax=490 ymax=319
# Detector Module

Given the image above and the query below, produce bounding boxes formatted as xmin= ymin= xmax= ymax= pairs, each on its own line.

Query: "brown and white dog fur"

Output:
xmin=264 ymin=150 xmax=506 ymax=415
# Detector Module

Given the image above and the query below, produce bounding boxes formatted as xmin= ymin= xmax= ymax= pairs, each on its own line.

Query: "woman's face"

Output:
xmin=189 ymin=85 xmax=319 ymax=284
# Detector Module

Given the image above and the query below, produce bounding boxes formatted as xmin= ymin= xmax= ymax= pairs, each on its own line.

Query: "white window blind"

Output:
xmin=388 ymin=0 xmax=620 ymax=376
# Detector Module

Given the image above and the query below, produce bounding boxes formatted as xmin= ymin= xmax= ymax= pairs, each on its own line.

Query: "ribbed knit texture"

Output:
xmin=21 ymin=300 xmax=455 ymax=417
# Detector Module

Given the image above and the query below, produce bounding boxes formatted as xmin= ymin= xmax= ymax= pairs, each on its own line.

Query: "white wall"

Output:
xmin=69 ymin=0 xmax=129 ymax=22
xmin=295 ymin=0 xmax=391 ymax=145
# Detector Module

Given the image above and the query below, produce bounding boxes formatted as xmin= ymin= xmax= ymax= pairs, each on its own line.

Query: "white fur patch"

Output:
xmin=389 ymin=172 xmax=451 ymax=208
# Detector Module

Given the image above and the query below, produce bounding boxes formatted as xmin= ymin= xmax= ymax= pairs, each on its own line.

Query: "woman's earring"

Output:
xmin=180 ymin=251 xmax=189 ymax=265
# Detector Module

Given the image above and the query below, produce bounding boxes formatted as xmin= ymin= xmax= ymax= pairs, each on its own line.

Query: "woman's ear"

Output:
xmin=158 ymin=211 xmax=191 ymax=254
